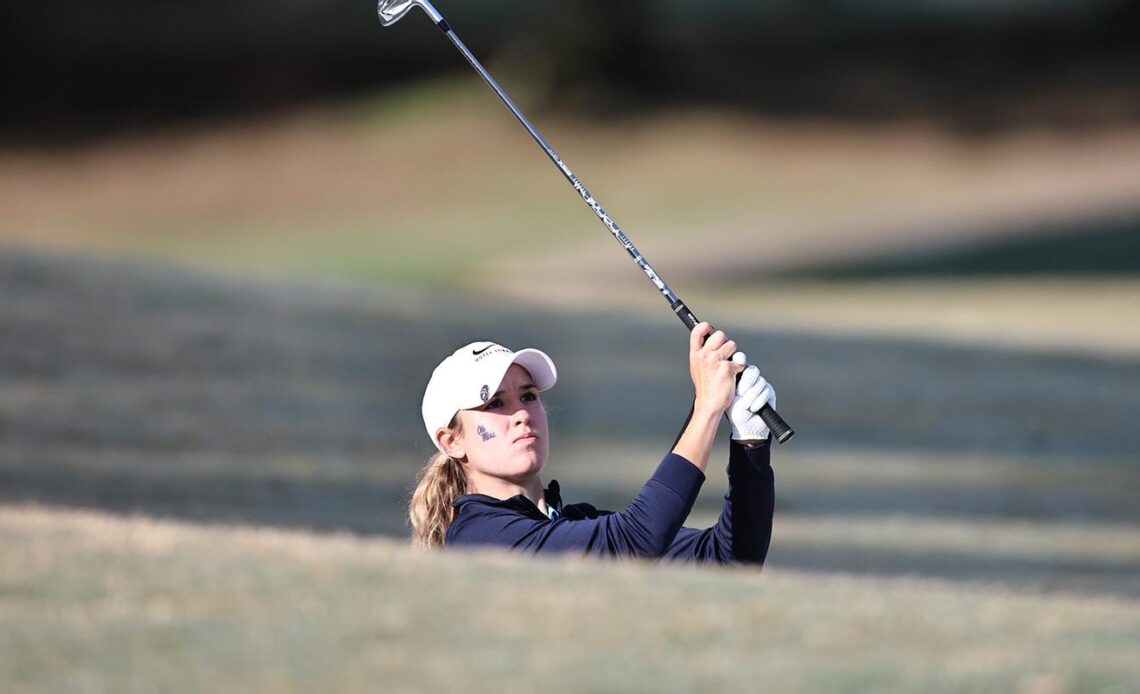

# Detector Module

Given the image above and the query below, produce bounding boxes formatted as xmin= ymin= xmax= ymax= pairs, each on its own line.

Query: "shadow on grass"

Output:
xmin=771 ymin=209 xmax=1140 ymax=280
xmin=768 ymin=545 xmax=1140 ymax=598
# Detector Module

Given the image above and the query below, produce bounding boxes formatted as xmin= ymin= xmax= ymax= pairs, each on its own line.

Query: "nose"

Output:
xmin=512 ymin=404 xmax=532 ymax=426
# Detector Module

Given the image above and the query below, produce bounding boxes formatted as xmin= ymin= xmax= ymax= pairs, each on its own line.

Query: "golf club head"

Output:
xmin=377 ymin=0 xmax=442 ymax=26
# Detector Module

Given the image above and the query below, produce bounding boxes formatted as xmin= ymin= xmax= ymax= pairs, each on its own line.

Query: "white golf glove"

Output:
xmin=729 ymin=353 xmax=776 ymax=442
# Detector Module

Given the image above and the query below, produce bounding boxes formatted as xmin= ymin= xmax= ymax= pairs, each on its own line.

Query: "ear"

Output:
xmin=436 ymin=427 xmax=464 ymax=460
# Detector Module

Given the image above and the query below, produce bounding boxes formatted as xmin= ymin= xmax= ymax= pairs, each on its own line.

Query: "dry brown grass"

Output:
xmin=3 ymin=504 xmax=1139 ymax=693
xmin=2 ymin=82 xmax=1138 ymax=270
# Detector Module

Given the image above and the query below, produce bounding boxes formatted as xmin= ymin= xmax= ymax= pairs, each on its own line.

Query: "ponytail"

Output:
xmin=409 ymin=440 xmax=470 ymax=548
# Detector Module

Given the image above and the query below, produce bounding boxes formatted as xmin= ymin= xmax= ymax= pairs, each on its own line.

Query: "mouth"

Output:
xmin=514 ymin=432 xmax=538 ymax=444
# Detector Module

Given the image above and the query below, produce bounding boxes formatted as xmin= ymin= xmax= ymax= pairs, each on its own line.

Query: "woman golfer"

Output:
xmin=409 ymin=322 xmax=776 ymax=564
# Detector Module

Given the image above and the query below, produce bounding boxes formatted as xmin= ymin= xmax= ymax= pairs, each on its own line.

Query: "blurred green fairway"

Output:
xmin=2 ymin=81 xmax=1140 ymax=691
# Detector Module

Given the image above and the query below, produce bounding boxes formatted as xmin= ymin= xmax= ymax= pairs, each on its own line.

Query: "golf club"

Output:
xmin=377 ymin=0 xmax=794 ymax=444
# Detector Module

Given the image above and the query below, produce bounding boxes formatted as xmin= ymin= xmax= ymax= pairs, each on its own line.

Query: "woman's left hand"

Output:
xmin=728 ymin=360 xmax=776 ymax=442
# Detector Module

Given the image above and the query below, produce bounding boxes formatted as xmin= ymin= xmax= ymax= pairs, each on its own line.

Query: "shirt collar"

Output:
xmin=452 ymin=479 xmax=564 ymax=520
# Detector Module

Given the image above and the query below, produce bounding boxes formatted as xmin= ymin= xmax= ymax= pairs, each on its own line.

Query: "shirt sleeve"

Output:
xmin=447 ymin=453 xmax=705 ymax=558
xmin=659 ymin=440 xmax=775 ymax=565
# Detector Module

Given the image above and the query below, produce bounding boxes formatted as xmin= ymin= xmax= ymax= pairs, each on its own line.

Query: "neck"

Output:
xmin=469 ymin=471 xmax=547 ymax=512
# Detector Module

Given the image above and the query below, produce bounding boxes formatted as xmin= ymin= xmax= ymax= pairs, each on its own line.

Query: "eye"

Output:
xmin=483 ymin=398 xmax=505 ymax=410
xmin=521 ymin=391 xmax=538 ymax=402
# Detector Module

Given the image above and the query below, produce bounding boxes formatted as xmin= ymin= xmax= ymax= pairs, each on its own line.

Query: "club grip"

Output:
xmin=759 ymin=403 xmax=794 ymax=444
xmin=673 ymin=299 xmax=795 ymax=444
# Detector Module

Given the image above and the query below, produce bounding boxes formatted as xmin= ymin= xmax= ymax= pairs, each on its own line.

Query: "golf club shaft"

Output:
xmin=434 ymin=15 xmax=793 ymax=444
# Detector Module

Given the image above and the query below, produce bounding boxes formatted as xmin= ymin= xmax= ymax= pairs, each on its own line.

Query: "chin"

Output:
xmin=521 ymin=455 xmax=546 ymax=474
xmin=509 ymin=452 xmax=546 ymax=477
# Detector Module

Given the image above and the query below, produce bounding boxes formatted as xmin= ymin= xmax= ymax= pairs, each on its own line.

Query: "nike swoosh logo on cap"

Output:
xmin=472 ymin=345 xmax=494 ymax=355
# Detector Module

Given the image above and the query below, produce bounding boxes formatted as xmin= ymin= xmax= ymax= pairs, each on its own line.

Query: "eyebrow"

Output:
xmin=489 ymin=383 xmax=538 ymax=400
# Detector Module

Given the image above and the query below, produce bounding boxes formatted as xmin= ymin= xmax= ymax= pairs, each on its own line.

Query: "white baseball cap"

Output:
xmin=422 ymin=341 xmax=558 ymax=451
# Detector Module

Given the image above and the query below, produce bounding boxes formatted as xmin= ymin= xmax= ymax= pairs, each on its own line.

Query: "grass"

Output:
xmin=4 ymin=80 xmax=1139 ymax=277
xmin=3 ymin=81 xmax=1140 ymax=690
xmin=4 ymin=81 xmax=1140 ymax=359
xmin=3 ymin=505 xmax=1139 ymax=693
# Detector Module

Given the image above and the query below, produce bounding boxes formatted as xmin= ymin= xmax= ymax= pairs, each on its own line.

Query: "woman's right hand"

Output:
xmin=688 ymin=322 xmax=746 ymax=417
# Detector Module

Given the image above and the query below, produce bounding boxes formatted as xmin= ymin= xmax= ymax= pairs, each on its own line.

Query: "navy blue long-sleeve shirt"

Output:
xmin=445 ymin=440 xmax=774 ymax=564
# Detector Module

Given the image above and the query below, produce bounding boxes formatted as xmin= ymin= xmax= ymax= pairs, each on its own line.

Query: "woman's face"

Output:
xmin=448 ymin=364 xmax=549 ymax=489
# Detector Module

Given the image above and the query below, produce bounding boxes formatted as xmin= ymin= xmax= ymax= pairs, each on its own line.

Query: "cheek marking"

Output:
xmin=477 ymin=425 xmax=496 ymax=442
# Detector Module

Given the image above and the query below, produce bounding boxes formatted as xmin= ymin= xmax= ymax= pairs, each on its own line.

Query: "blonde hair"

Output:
xmin=409 ymin=418 xmax=470 ymax=548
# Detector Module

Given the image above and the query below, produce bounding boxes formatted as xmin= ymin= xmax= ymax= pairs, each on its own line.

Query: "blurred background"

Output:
xmin=2 ymin=0 xmax=1139 ymax=690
